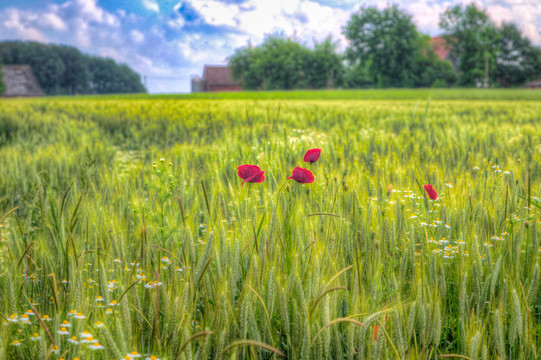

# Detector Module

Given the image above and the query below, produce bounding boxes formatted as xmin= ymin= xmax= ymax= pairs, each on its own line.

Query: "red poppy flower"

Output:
xmin=373 ymin=325 xmax=380 ymax=341
xmin=287 ymin=167 xmax=314 ymax=184
xmin=237 ymin=165 xmax=265 ymax=186
xmin=424 ymin=184 xmax=437 ymax=200
xmin=303 ymin=148 xmax=321 ymax=164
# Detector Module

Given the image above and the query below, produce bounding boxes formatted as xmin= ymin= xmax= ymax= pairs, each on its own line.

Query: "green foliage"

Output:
xmin=0 ymin=58 xmax=4 ymax=96
xmin=438 ymin=4 xmax=541 ymax=88
xmin=344 ymin=5 xmax=419 ymax=87
xmin=229 ymin=35 xmax=343 ymax=90
xmin=344 ymin=5 xmax=457 ymax=88
xmin=0 ymin=41 xmax=146 ymax=95
xmin=493 ymin=23 xmax=541 ymax=87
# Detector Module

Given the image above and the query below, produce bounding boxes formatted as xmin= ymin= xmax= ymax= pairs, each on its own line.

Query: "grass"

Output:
xmin=0 ymin=95 xmax=540 ymax=359
xmin=8 ymin=87 xmax=541 ymax=101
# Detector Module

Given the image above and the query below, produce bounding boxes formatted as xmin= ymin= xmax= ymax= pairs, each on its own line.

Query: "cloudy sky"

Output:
xmin=0 ymin=0 xmax=539 ymax=93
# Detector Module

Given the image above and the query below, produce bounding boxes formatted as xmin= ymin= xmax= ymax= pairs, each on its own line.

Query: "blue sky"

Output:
xmin=0 ymin=0 xmax=539 ymax=93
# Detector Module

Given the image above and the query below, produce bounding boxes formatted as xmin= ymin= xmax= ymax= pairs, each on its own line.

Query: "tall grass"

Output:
xmin=0 ymin=98 xmax=540 ymax=359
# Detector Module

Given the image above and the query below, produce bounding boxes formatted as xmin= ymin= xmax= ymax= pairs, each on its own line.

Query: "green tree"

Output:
xmin=229 ymin=36 xmax=343 ymax=90
xmin=305 ymin=36 xmax=344 ymax=89
xmin=0 ymin=41 xmax=146 ymax=95
xmin=493 ymin=23 xmax=541 ymax=87
xmin=53 ymin=45 xmax=91 ymax=95
xmin=411 ymin=34 xmax=457 ymax=87
xmin=88 ymin=57 xmax=146 ymax=94
xmin=0 ymin=58 xmax=5 ymax=96
xmin=439 ymin=4 xmax=500 ymax=87
xmin=344 ymin=5 xmax=418 ymax=87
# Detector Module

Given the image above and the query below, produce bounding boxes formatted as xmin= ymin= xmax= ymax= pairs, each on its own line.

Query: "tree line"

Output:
xmin=0 ymin=41 xmax=146 ymax=95
xmin=229 ymin=4 xmax=541 ymax=90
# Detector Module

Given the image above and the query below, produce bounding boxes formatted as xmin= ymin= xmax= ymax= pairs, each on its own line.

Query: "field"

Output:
xmin=1 ymin=90 xmax=541 ymax=359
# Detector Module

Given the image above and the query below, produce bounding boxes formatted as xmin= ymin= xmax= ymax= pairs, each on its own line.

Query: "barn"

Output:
xmin=191 ymin=65 xmax=242 ymax=92
xmin=1 ymin=65 xmax=44 ymax=97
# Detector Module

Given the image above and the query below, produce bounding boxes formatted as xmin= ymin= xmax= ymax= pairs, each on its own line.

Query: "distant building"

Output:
xmin=430 ymin=36 xmax=457 ymax=69
xmin=191 ymin=65 xmax=242 ymax=92
xmin=1 ymin=65 xmax=44 ymax=97
xmin=524 ymin=78 xmax=541 ymax=89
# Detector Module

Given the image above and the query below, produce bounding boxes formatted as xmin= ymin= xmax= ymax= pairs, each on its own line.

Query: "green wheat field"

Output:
xmin=1 ymin=89 xmax=541 ymax=359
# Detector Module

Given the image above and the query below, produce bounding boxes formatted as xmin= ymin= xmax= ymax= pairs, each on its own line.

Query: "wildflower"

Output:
xmin=145 ymin=281 xmax=163 ymax=289
xmin=237 ymin=165 xmax=265 ymax=186
xmin=89 ymin=343 xmax=105 ymax=350
xmin=11 ymin=340 xmax=21 ymax=346
xmin=287 ymin=167 xmax=314 ymax=184
xmin=127 ymin=351 xmax=142 ymax=358
xmin=303 ymin=148 xmax=321 ymax=164
xmin=42 ymin=315 xmax=52 ymax=322
xmin=96 ymin=296 xmax=104 ymax=302
xmin=175 ymin=266 xmax=184 ymax=272
xmin=58 ymin=327 xmax=70 ymax=335
xmin=31 ymin=333 xmax=41 ymax=341
xmin=105 ymin=308 xmax=113 ymax=315
xmin=409 ymin=215 xmax=418 ymax=219
xmin=68 ymin=336 xmax=79 ymax=344
xmin=94 ymin=321 xmax=104 ymax=328
xmin=445 ymin=224 xmax=451 ymax=229
xmin=145 ymin=356 xmax=161 ymax=360
xmin=446 ymin=183 xmax=453 ymax=188
xmin=68 ymin=309 xmax=77 ymax=317
xmin=109 ymin=300 xmax=119 ymax=307
xmin=420 ymin=222 xmax=428 ymax=227
xmin=423 ymin=184 xmax=437 ymax=200
xmin=504 ymin=170 xmax=510 ymax=174
xmin=79 ymin=331 xmax=92 ymax=338
xmin=60 ymin=320 xmax=72 ymax=327
xmin=19 ymin=314 xmax=31 ymax=324
xmin=24 ymin=309 xmax=35 ymax=316
xmin=81 ymin=336 xmax=98 ymax=344
xmin=8 ymin=313 xmax=18 ymax=322
xmin=114 ymin=258 xmax=122 ymax=263
xmin=473 ymin=166 xmax=479 ymax=170
xmin=74 ymin=312 xmax=85 ymax=319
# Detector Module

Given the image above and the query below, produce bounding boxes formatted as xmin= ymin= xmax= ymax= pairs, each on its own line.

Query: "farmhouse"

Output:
xmin=1 ymin=65 xmax=44 ymax=97
xmin=524 ymin=78 xmax=541 ymax=89
xmin=191 ymin=65 xmax=242 ymax=92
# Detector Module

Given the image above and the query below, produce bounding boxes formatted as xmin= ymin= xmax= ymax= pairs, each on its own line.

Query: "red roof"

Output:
xmin=430 ymin=36 xmax=450 ymax=60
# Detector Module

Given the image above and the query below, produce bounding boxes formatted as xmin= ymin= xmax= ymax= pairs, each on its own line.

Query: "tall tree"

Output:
xmin=0 ymin=58 xmax=5 ymax=96
xmin=0 ymin=41 xmax=146 ymax=95
xmin=493 ymin=23 xmax=541 ymax=87
xmin=439 ymin=4 xmax=499 ymax=87
xmin=344 ymin=5 xmax=418 ymax=87
xmin=229 ymin=36 xmax=343 ymax=90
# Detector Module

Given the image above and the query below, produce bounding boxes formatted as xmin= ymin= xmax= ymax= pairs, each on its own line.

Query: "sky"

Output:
xmin=0 ymin=0 xmax=539 ymax=93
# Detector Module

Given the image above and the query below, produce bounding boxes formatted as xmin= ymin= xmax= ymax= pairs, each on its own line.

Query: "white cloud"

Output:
xmin=142 ymin=0 xmax=160 ymax=13
xmin=38 ymin=12 xmax=68 ymax=31
xmin=131 ymin=29 xmax=144 ymax=43
xmin=3 ymin=8 xmax=48 ymax=42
